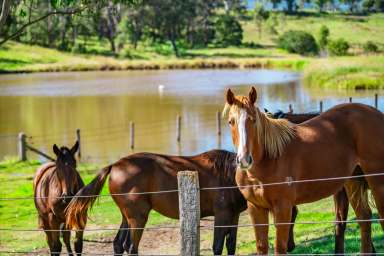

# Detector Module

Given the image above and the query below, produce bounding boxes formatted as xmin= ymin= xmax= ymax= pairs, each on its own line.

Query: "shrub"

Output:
xmin=277 ymin=30 xmax=318 ymax=55
xmin=214 ymin=15 xmax=243 ymax=47
xmin=363 ymin=41 xmax=378 ymax=53
xmin=318 ymin=25 xmax=329 ymax=50
xmin=327 ymin=39 xmax=350 ymax=56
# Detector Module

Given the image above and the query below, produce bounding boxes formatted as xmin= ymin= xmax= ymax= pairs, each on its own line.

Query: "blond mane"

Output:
xmin=223 ymin=98 xmax=296 ymax=159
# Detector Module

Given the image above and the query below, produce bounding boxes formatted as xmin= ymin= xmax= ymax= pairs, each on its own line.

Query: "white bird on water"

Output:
xmin=158 ymin=84 xmax=165 ymax=92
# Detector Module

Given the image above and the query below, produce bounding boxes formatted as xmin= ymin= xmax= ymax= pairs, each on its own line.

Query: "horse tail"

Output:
xmin=66 ymin=165 xmax=112 ymax=230
xmin=350 ymin=176 xmax=372 ymax=210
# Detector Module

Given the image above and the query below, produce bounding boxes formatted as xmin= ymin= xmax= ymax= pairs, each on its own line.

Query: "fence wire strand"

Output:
xmin=1 ymin=172 xmax=383 ymax=201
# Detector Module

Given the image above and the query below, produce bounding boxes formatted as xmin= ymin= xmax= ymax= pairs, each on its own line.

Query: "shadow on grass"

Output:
xmin=181 ymin=52 xmax=284 ymax=59
xmin=0 ymin=57 xmax=31 ymax=65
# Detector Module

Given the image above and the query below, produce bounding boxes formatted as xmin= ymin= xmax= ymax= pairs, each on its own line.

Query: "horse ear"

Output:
xmin=70 ymin=141 xmax=79 ymax=155
xmin=226 ymin=88 xmax=235 ymax=105
xmin=53 ymin=144 xmax=60 ymax=156
xmin=249 ymin=86 xmax=257 ymax=104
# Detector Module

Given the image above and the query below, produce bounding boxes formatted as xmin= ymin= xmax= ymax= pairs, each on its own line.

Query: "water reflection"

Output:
xmin=0 ymin=70 xmax=382 ymax=162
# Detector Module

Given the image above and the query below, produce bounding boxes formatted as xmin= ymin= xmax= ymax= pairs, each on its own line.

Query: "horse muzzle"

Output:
xmin=236 ymin=154 xmax=253 ymax=170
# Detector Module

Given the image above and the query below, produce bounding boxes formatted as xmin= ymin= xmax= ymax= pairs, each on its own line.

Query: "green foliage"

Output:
xmin=278 ymin=30 xmax=319 ymax=55
xmin=362 ymin=0 xmax=376 ymax=11
xmin=318 ymin=25 xmax=330 ymax=50
xmin=254 ymin=4 xmax=270 ymax=40
xmin=215 ymin=14 xmax=243 ymax=47
xmin=327 ymin=38 xmax=350 ymax=56
xmin=363 ymin=41 xmax=379 ymax=53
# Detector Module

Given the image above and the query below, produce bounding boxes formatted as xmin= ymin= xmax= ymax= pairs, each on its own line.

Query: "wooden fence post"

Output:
xmin=349 ymin=97 xmax=352 ymax=103
xmin=18 ymin=132 xmax=27 ymax=161
xmin=216 ymin=111 xmax=221 ymax=136
xmin=130 ymin=121 xmax=135 ymax=150
xmin=76 ymin=129 xmax=81 ymax=161
xmin=178 ymin=171 xmax=200 ymax=256
xmin=375 ymin=94 xmax=378 ymax=109
xmin=288 ymin=104 xmax=293 ymax=113
xmin=176 ymin=115 xmax=181 ymax=143
xmin=319 ymin=101 xmax=323 ymax=113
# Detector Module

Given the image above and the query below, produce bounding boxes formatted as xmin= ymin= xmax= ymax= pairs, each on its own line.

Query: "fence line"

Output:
xmin=1 ymin=172 xmax=383 ymax=201
xmin=1 ymin=253 xmax=384 ymax=256
xmin=1 ymin=218 xmax=383 ymax=233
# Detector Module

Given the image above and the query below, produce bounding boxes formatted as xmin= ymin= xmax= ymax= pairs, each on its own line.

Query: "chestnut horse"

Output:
xmin=34 ymin=142 xmax=85 ymax=255
xmin=65 ymin=150 xmax=298 ymax=255
xmin=223 ymin=87 xmax=384 ymax=254
xmin=265 ymin=109 xmax=376 ymax=254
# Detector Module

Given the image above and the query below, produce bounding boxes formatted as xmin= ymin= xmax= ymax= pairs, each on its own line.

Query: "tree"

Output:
xmin=254 ymin=4 xmax=269 ymax=40
xmin=314 ymin=0 xmax=329 ymax=12
xmin=318 ymin=25 xmax=329 ymax=50
xmin=215 ymin=14 xmax=243 ymax=46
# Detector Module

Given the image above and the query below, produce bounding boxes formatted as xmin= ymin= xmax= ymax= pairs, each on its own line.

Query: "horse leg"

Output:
xmin=74 ymin=230 xmax=84 ymax=256
xmin=212 ymin=212 xmax=230 ymax=255
xmin=334 ymin=187 xmax=349 ymax=254
xmin=272 ymin=202 xmax=293 ymax=254
xmin=225 ymin=213 xmax=240 ymax=256
xmin=48 ymin=214 xmax=62 ymax=256
xmin=345 ymin=179 xmax=374 ymax=253
xmin=247 ymin=202 xmax=269 ymax=254
xmin=62 ymin=229 xmax=73 ymax=255
xmin=287 ymin=206 xmax=298 ymax=252
xmin=114 ymin=217 xmax=128 ymax=255
xmin=122 ymin=200 xmax=150 ymax=255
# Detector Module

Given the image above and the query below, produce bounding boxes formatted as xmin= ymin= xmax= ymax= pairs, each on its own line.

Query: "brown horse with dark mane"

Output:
xmin=65 ymin=150 xmax=299 ymax=255
xmin=265 ymin=108 xmax=376 ymax=254
xmin=34 ymin=141 xmax=85 ymax=255
xmin=224 ymin=87 xmax=384 ymax=254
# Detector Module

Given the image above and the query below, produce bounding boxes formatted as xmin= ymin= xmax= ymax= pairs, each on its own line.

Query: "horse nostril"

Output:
xmin=247 ymin=155 xmax=253 ymax=165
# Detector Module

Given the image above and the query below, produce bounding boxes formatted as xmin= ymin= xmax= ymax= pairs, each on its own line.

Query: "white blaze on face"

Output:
xmin=237 ymin=109 xmax=249 ymax=166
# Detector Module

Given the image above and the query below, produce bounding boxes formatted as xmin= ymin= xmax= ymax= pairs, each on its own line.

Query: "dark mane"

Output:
xmin=211 ymin=150 xmax=237 ymax=185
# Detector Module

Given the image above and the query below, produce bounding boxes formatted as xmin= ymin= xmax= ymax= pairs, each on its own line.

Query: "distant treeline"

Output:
xmin=0 ymin=0 xmax=383 ymax=56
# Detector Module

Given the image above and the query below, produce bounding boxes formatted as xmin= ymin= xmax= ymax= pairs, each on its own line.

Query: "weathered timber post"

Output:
xmin=375 ymin=94 xmax=378 ymax=109
xmin=130 ymin=121 xmax=135 ymax=150
xmin=320 ymin=101 xmax=323 ymax=113
xmin=18 ymin=132 xmax=27 ymax=161
xmin=176 ymin=115 xmax=181 ymax=143
xmin=349 ymin=97 xmax=352 ymax=103
xmin=76 ymin=129 xmax=81 ymax=161
xmin=178 ymin=171 xmax=200 ymax=256
xmin=216 ymin=111 xmax=221 ymax=136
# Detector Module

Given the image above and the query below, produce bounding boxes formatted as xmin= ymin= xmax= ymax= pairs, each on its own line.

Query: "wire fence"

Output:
xmin=1 ymin=253 xmax=384 ymax=256
xmin=1 ymin=218 xmax=383 ymax=233
xmin=1 ymin=172 xmax=383 ymax=201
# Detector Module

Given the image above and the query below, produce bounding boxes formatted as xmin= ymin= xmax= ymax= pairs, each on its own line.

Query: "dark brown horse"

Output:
xmin=65 ymin=150 xmax=298 ymax=255
xmin=34 ymin=141 xmax=85 ymax=255
xmin=224 ymin=87 xmax=384 ymax=254
xmin=265 ymin=108 xmax=376 ymax=254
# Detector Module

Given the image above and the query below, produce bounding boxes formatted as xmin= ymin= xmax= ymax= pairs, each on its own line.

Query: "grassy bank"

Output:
xmin=304 ymin=55 xmax=384 ymax=89
xmin=0 ymin=159 xmax=383 ymax=254
xmin=0 ymin=42 xmax=307 ymax=73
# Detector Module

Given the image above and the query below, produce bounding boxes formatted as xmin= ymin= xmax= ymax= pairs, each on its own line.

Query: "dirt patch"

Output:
xmin=27 ymin=220 xmax=214 ymax=255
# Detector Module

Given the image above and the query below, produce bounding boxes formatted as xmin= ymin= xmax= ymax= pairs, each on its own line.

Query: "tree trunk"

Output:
xmin=0 ymin=0 xmax=11 ymax=30
xmin=169 ymin=30 xmax=179 ymax=57
xmin=287 ymin=0 xmax=294 ymax=13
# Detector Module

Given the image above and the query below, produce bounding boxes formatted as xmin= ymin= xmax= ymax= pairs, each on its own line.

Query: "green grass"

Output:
xmin=243 ymin=13 xmax=384 ymax=50
xmin=304 ymin=55 xmax=384 ymax=89
xmin=0 ymin=159 xmax=383 ymax=254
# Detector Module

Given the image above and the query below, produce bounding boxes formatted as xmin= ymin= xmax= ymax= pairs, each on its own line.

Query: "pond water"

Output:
xmin=0 ymin=69 xmax=383 ymax=163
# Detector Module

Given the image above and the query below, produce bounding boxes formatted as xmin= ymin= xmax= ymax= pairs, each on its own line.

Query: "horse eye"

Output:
xmin=228 ymin=119 xmax=235 ymax=126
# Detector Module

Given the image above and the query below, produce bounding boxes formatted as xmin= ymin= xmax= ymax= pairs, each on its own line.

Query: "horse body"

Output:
xmin=67 ymin=150 xmax=250 ymax=255
xmin=34 ymin=142 xmax=84 ymax=256
xmin=225 ymin=87 xmax=384 ymax=254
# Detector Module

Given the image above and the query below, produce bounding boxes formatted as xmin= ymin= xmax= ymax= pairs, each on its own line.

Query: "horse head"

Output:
xmin=53 ymin=141 xmax=79 ymax=203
